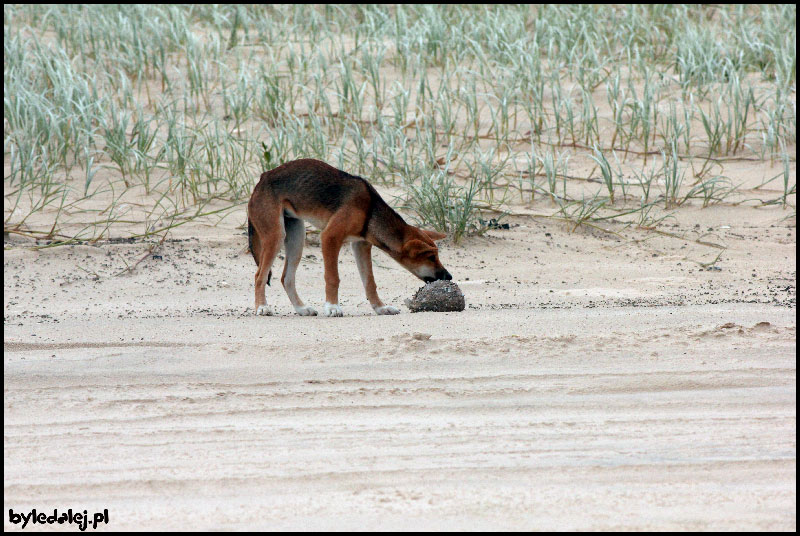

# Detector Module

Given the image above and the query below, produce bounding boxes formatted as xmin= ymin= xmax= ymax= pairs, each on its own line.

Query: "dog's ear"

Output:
xmin=403 ymin=239 xmax=436 ymax=258
xmin=422 ymin=229 xmax=447 ymax=242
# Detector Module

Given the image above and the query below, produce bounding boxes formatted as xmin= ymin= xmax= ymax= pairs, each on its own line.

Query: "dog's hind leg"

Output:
xmin=250 ymin=203 xmax=284 ymax=316
xmin=282 ymin=217 xmax=317 ymax=316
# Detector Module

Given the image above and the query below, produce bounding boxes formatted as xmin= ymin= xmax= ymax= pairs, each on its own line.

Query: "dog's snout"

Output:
xmin=437 ymin=269 xmax=452 ymax=281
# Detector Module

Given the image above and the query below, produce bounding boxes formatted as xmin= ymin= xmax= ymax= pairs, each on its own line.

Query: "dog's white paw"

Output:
xmin=256 ymin=304 xmax=273 ymax=316
xmin=374 ymin=304 xmax=400 ymax=315
xmin=294 ymin=305 xmax=318 ymax=316
xmin=324 ymin=302 xmax=343 ymax=317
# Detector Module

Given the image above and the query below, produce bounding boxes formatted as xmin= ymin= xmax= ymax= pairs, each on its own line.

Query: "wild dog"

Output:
xmin=247 ymin=158 xmax=452 ymax=317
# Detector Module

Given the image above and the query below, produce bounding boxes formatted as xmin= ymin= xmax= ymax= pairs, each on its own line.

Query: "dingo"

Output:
xmin=247 ymin=159 xmax=452 ymax=316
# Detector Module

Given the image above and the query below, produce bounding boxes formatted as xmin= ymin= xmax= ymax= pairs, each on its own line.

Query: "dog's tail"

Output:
xmin=248 ymin=217 xmax=271 ymax=285
xmin=247 ymin=217 xmax=257 ymax=264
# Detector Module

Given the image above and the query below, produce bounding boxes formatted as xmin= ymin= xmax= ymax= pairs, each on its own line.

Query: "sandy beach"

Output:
xmin=4 ymin=208 xmax=796 ymax=530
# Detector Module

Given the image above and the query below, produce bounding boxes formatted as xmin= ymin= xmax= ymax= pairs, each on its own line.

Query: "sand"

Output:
xmin=4 ymin=203 xmax=796 ymax=530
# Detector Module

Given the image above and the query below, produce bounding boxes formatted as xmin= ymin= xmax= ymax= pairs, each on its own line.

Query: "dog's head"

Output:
xmin=398 ymin=227 xmax=452 ymax=283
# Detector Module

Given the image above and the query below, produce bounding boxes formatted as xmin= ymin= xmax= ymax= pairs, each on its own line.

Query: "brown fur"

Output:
xmin=247 ymin=159 xmax=451 ymax=316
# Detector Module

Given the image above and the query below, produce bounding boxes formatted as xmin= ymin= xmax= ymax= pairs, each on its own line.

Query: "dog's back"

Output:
xmin=254 ymin=158 xmax=372 ymax=215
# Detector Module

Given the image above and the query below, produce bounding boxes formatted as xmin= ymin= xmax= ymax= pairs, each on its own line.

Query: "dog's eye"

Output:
xmin=428 ymin=254 xmax=436 ymax=262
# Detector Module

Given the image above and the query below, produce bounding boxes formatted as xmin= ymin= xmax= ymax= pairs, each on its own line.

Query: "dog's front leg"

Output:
xmin=321 ymin=228 xmax=345 ymax=317
xmin=352 ymin=241 xmax=399 ymax=315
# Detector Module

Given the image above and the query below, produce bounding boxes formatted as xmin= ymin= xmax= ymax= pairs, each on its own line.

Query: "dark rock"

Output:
xmin=405 ymin=280 xmax=465 ymax=313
